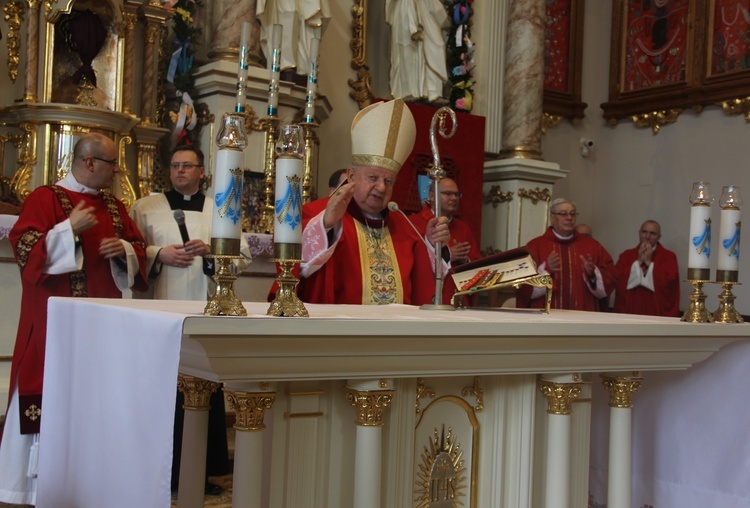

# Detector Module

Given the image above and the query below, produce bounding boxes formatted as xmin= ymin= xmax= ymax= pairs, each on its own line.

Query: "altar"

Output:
xmin=35 ymin=298 xmax=750 ymax=508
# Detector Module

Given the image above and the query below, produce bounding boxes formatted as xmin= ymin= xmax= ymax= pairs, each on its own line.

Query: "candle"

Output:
xmin=274 ymin=124 xmax=305 ymax=244
xmin=267 ymin=24 xmax=282 ymax=117
xmin=303 ymin=38 xmax=320 ymax=123
xmin=235 ymin=21 xmax=251 ymax=113
xmin=274 ymin=156 xmax=303 ymax=244
xmin=211 ymin=149 xmax=244 ymax=242
xmin=687 ymin=181 xmax=713 ymax=280
xmin=717 ymin=185 xmax=742 ymax=282
xmin=211 ymin=113 xmax=248 ymax=254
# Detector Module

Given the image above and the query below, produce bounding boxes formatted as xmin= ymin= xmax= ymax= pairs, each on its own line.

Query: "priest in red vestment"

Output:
xmin=410 ymin=177 xmax=480 ymax=304
xmin=295 ymin=99 xmax=450 ymax=305
xmin=517 ymin=198 xmax=616 ymax=311
xmin=614 ymin=220 xmax=680 ymax=317
xmin=0 ymin=133 xmax=148 ymax=506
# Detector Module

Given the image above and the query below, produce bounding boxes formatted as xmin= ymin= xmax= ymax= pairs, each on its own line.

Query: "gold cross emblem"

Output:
xmin=25 ymin=404 xmax=41 ymax=421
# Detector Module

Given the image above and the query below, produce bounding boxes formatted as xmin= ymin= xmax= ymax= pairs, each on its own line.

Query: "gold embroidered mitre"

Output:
xmin=350 ymin=99 xmax=416 ymax=174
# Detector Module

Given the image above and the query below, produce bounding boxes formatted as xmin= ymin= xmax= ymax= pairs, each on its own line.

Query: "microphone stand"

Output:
xmin=421 ymin=106 xmax=457 ymax=311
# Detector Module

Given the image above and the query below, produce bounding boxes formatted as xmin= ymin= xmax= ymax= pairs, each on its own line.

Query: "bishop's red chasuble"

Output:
xmin=298 ymin=198 xmax=436 ymax=305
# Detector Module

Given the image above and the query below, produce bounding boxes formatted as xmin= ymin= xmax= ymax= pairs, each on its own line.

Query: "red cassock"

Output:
xmin=613 ymin=243 xmax=680 ymax=317
xmin=297 ymin=198 xmax=437 ymax=305
xmin=9 ymin=185 xmax=148 ymax=433
xmin=409 ymin=204 xmax=481 ymax=303
xmin=517 ymin=227 xmax=616 ymax=311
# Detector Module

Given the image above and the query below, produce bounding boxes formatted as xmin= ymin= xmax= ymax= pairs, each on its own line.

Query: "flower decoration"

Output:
xmin=163 ymin=0 xmax=204 ymax=147
xmin=443 ymin=0 xmax=474 ymax=112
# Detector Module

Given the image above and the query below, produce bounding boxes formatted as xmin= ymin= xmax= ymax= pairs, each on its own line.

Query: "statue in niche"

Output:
xmin=51 ymin=6 xmax=115 ymax=110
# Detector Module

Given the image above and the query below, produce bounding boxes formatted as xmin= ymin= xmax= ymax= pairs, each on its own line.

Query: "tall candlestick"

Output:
xmin=717 ymin=185 xmax=742 ymax=282
xmin=687 ymin=181 xmax=713 ymax=281
xmin=304 ymin=38 xmax=320 ymax=123
xmin=236 ymin=21 xmax=251 ymax=113
xmin=267 ymin=24 xmax=282 ymax=117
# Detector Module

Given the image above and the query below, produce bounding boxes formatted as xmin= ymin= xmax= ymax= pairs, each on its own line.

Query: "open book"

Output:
xmin=449 ymin=246 xmax=552 ymax=312
xmin=451 ymin=246 xmax=537 ymax=291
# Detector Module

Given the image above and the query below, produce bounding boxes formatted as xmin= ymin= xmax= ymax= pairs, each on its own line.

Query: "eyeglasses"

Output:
xmin=440 ymin=191 xmax=462 ymax=199
xmin=170 ymin=163 xmax=203 ymax=170
xmin=551 ymin=211 xmax=578 ymax=218
xmin=89 ymin=156 xmax=118 ymax=166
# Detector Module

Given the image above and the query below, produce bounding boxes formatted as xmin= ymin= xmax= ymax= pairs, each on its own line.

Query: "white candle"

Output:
xmin=273 ymin=156 xmax=303 ymax=244
xmin=211 ymin=148 xmax=244 ymax=240
xmin=718 ymin=207 xmax=741 ymax=272
xmin=235 ymin=21 xmax=251 ymax=113
xmin=303 ymin=38 xmax=320 ymax=123
xmin=267 ymin=24 xmax=282 ymax=117
xmin=688 ymin=204 xmax=711 ymax=270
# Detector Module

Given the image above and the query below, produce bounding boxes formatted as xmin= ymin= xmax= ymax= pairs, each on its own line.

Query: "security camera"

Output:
xmin=580 ymin=137 xmax=594 ymax=157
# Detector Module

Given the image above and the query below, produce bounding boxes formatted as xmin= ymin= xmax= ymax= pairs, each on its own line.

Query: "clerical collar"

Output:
xmin=553 ymin=229 xmax=574 ymax=241
xmin=57 ymin=172 xmax=99 ymax=195
xmin=348 ymin=199 xmax=387 ymax=228
xmin=166 ymin=188 xmax=205 ymax=212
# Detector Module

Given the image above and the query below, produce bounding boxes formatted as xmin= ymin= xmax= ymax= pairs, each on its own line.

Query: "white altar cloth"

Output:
xmin=37 ymin=298 xmax=184 ymax=508
xmin=35 ymin=298 xmax=750 ymax=508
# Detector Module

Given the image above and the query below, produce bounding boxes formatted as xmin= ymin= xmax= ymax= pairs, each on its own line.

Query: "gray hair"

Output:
xmin=550 ymin=197 xmax=576 ymax=214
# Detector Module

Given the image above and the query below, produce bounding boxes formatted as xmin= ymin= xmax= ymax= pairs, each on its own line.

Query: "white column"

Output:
xmin=539 ymin=373 xmax=583 ymax=508
xmin=345 ymin=379 xmax=394 ymax=508
xmin=601 ymin=373 xmax=643 ymax=508
xmin=176 ymin=376 xmax=220 ymax=508
xmin=224 ymin=383 xmax=277 ymax=508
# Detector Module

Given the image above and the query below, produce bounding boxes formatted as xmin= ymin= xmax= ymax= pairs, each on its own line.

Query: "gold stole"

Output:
xmin=355 ymin=220 xmax=403 ymax=304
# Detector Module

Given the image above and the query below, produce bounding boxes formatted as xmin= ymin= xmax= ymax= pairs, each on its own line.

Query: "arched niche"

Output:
xmin=44 ymin=0 xmax=124 ymax=112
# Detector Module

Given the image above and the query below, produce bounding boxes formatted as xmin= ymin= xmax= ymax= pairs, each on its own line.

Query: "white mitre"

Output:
xmin=350 ymin=98 xmax=416 ymax=174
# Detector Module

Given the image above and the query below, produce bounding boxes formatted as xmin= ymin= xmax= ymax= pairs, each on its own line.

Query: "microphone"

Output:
xmin=388 ymin=201 xmax=426 ymax=243
xmin=173 ymin=209 xmax=190 ymax=245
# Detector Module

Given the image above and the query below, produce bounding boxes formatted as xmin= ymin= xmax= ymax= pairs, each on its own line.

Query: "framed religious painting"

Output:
xmin=704 ymin=0 xmax=750 ymax=95
xmin=601 ymin=0 xmax=702 ymax=122
xmin=543 ymin=0 xmax=588 ymax=120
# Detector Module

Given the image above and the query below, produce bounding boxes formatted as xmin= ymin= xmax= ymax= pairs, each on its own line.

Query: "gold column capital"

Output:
xmin=177 ymin=374 xmax=221 ymax=411
xmin=225 ymin=389 xmax=276 ymax=431
xmin=345 ymin=388 xmax=394 ymax=427
xmin=600 ymin=374 xmax=643 ymax=409
xmin=539 ymin=379 xmax=582 ymax=415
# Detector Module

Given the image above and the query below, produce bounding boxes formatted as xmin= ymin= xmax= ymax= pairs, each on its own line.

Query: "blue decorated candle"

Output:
xmin=688 ymin=181 xmax=713 ymax=280
xmin=211 ymin=149 xmax=244 ymax=241
xmin=717 ymin=185 xmax=742 ymax=282
xmin=274 ymin=156 xmax=303 ymax=244
xmin=303 ymin=38 xmax=320 ymax=123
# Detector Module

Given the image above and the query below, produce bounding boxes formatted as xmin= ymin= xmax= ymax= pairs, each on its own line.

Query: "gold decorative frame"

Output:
xmin=348 ymin=0 xmax=374 ymax=109
xmin=543 ymin=0 xmax=587 ymax=120
xmin=603 ymin=1 xmax=750 ymax=130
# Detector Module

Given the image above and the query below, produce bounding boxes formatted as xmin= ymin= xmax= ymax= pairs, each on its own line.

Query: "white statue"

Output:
xmin=385 ymin=0 xmax=449 ymax=102
xmin=256 ymin=0 xmax=331 ymax=75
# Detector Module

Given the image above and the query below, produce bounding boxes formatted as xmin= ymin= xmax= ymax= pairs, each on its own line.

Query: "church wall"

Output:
xmin=541 ymin=0 xmax=750 ymax=314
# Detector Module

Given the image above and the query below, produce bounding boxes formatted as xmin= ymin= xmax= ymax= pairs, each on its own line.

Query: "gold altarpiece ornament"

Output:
xmin=0 ymin=0 xmax=172 ymax=206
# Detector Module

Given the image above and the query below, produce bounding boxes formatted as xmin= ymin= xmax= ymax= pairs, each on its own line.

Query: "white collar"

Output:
xmin=57 ymin=172 xmax=99 ymax=195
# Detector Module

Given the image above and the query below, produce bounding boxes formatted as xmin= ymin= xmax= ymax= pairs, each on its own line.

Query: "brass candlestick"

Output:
xmin=681 ymin=279 xmax=713 ymax=323
xmin=259 ymin=117 xmax=280 ymax=234
xmin=300 ymin=121 xmax=318 ymax=203
xmin=204 ymin=251 xmax=247 ymax=317
xmin=267 ymin=244 xmax=308 ymax=317
xmin=713 ymin=281 xmax=744 ymax=323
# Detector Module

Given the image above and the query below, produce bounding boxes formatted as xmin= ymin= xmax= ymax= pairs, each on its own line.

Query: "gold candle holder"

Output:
xmin=712 ymin=281 xmax=744 ymax=323
xmin=267 ymin=243 xmax=308 ymax=317
xmin=204 ymin=253 xmax=247 ymax=317
xmin=681 ymin=279 xmax=713 ymax=323
xmin=259 ymin=117 xmax=280 ymax=234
